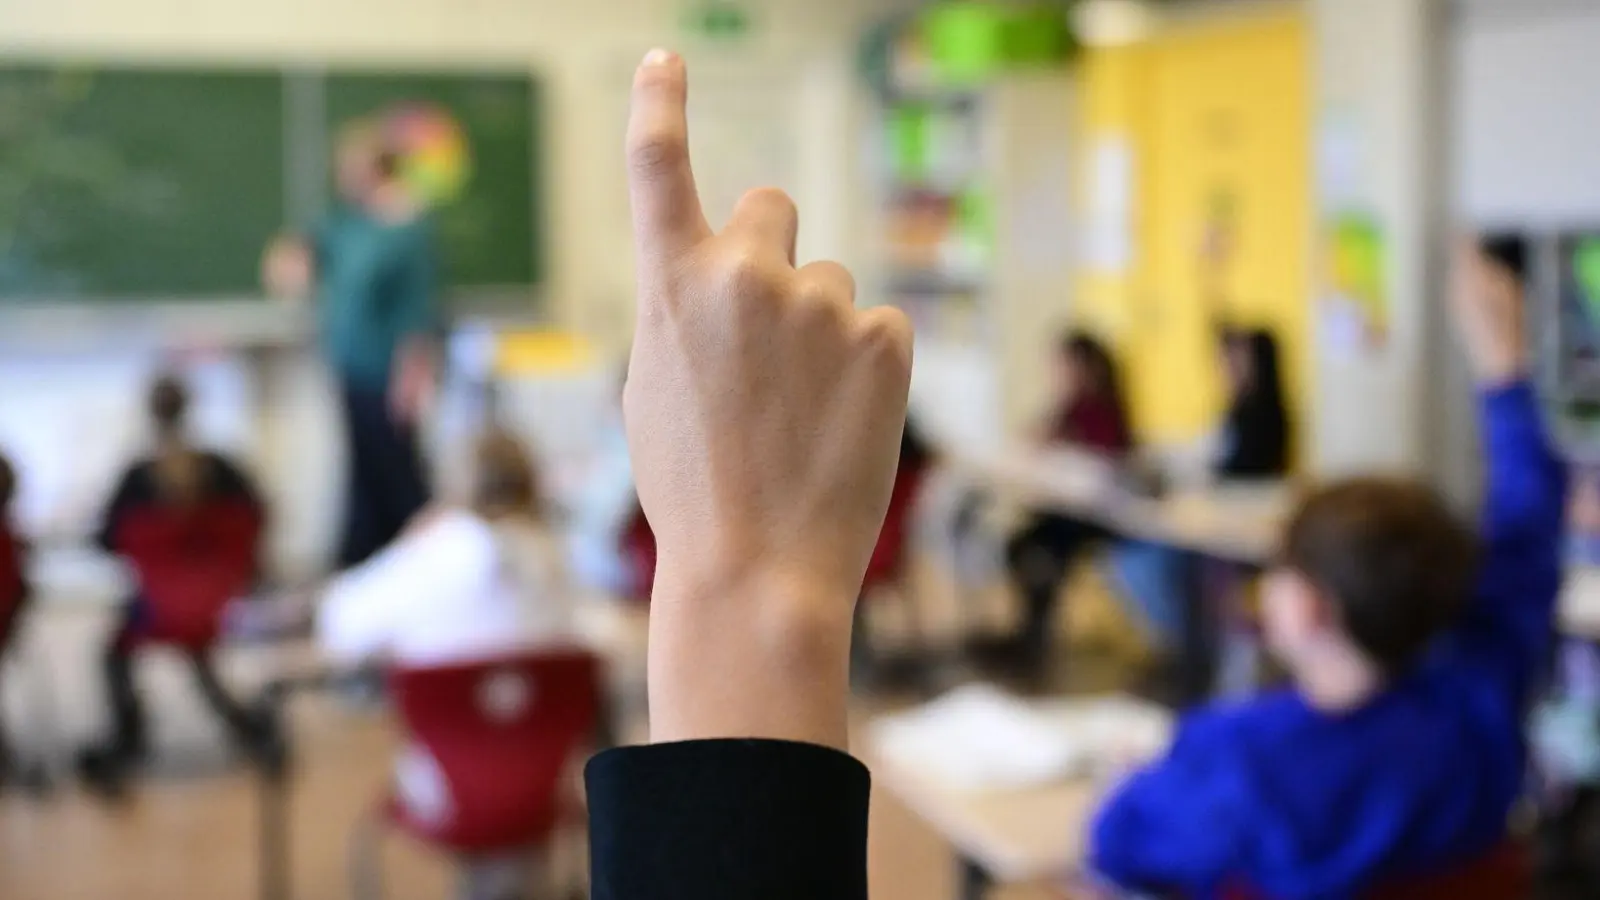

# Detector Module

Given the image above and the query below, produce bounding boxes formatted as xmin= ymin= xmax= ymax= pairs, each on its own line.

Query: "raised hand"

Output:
xmin=261 ymin=234 xmax=314 ymax=301
xmin=1450 ymin=238 xmax=1527 ymax=387
xmin=624 ymin=50 xmax=914 ymax=750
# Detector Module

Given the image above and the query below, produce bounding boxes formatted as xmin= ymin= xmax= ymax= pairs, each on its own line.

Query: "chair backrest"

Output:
xmin=1221 ymin=840 xmax=1531 ymax=900
xmin=388 ymin=647 xmax=602 ymax=851
xmin=863 ymin=460 xmax=930 ymax=590
xmin=1365 ymin=840 xmax=1531 ymax=900
xmin=620 ymin=505 xmax=656 ymax=604
xmin=0 ymin=524 xmax=27 ymax=647
xmin=112 ymin=498 xmax=262 ymax=648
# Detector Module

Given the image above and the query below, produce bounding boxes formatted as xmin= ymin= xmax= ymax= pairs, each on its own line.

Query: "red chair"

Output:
xmin=351 ymin=648 xmax=604 ymax=900
xmin=1221 ymin=839 xmax=1532 ymax=900
xmin=1366 ymin=840 xmax=1531 ymax=900
xmin=0 ymin=524 xmax=26 ymax=649
xmin=0 ymin=523 xmax=55 ymax=792
xmin=852 ymin=462 xmax=930 ymax=683
xmin=110 ymin=498 xmax=262 ymax=650
xmin=620 ymin=505 xmax=656 ymax=605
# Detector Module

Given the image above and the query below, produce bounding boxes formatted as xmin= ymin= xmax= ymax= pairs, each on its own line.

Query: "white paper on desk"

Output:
xmin=871 ymin=685 xmax=1088 ymax=792
xmin=1067 ymin=696 xmax=1175 ymax=769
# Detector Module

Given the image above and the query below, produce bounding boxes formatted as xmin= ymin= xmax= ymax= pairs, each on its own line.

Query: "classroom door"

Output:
xmin=1133 ymin=13 xmax=1310 ymax=444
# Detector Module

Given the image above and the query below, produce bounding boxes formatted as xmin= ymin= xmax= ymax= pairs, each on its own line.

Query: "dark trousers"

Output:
xmin=1005 ymin=513 xmax=1109 ymax=659
xmin=337 ymin=382 xmax=429 ymax=569
xmin=101 ymin=601 xmax=261 ymax=758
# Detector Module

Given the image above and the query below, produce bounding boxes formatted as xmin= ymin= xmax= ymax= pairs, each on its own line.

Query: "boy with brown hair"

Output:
xmin=1089 ymin=241 xmax=1567 ymax=898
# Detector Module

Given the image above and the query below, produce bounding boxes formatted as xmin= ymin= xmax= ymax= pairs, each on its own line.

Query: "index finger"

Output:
xmin=627 ymin=50 xmax=711 ymax=262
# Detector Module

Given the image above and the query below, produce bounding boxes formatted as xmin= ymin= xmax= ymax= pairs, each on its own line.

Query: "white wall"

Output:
xmin=0 ymin=0 xmax=904 ymax=578
xmin=1 ymin=0 xmax=902 ymax=334
xmin=1453 ymin=0 xmax=1600 ymax=227
xmin=1310 ymin=0 xmax=1450 ymax=479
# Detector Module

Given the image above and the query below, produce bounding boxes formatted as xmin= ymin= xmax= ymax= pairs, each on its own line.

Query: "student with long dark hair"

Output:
xmin=1110 ymin=328 xmax=1292 ymax=649
xmin=990 ymin=330 xmax=1134 ymax=671
xmin=1215 ymin=328 xmax=1290 ymax=478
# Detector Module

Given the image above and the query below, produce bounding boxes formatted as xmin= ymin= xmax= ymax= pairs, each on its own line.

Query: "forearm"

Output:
xmin=648 ymin=567 xmax=851 ymax=750
xmin=1480 ymin=380 xmax=1566 ymax=544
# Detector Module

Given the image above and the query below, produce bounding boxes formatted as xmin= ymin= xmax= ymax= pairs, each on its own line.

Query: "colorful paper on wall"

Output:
xmin=385 ymin=104 xmax=472 ymax=208
xmin=1320 ymin=212 xmax=1389 ymax=352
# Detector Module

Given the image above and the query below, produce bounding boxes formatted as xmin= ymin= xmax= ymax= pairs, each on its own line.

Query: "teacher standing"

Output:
xmin=265 ymin=125 xmax=439 ymax=569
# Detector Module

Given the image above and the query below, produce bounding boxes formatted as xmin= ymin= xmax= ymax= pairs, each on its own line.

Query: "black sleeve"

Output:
xmin=205 ymin=453 xmax=266 ymax=515
xmin=586 ymin=739 xmax=871 ymax=900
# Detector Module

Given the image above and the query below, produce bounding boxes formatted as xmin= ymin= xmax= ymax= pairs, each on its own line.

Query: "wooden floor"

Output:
xmin=0 ymin=566 xmax=1150 ymax=900
xmin=0 ymin=694 xmax=1060 ymax=900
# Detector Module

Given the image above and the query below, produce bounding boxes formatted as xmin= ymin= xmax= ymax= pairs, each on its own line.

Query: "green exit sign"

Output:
xmin=685 ymin=1 xmax=751 ymax=40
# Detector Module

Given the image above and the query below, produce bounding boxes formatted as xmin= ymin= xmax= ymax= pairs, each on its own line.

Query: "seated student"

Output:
xmin=1085 ymin=242 xmax=1566 ymax=898
xmin=990 ymin=331 xmax=1134 ymax=670
xmin=79 ymin=375 xmax=273 ymax=796
xmin=566 ymin=372 xmax=640 ymax=598
xmin=1108 ymin=328 xmax=1291 ymax=652
xmin=0 ymin=451 xmax=33 ymax=784
xmin=318 ymin=427 xmax=574 ymax=900
xmin=318 ymin=426 xmax=576 ymax=667
xmin=852 ymin=417 xmax=936 ymax=672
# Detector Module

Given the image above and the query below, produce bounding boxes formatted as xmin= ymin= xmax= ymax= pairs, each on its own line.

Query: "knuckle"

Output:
xmin=742 ymin=186 xmax=796 ymax=214
xmin=716 ymin=248 xmax=777 ymax=296
xmin=790 ymin=293 xmax=848 ymax=339
xmin=796 ymin=275 xmax=843 ymax=306
xmin=857 ymin=311 xmax=914 ymax=369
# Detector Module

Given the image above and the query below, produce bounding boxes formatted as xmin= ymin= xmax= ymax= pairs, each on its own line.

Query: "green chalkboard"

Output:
xmin=0 ymin=63 xmax=543 ymax=304
xmin=0 ymin=65 xmax=286 ymax=299
xmin=324 ymin=72 xmax=541 ymax=291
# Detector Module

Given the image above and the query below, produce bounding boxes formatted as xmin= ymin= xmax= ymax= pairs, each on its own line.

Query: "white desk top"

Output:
xmin=1560 ymin=564 xmax=1600 ymax=641
xmin=954 ymin=446 xmax=1289 ymax=566
xmin=239 ymin=599 xmax=650 ymax=689
xmin=868 ymin=696 xmax=1173 ymax=883
xmin=959 ymin=446 xmax=1600 ymax=642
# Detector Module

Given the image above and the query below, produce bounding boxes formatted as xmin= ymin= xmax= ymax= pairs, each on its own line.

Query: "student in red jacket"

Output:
xmin=988 ymin=331 xmax=1134 ymax=672
xmin=78 ymin=376 xmax=275 ymax=798
xmin=0 ymin=451 xmax=32 ymax=785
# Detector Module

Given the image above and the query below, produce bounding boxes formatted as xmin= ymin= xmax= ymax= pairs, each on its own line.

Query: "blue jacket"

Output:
xmin=1089 ymin=382 xmax=1567 ymax=899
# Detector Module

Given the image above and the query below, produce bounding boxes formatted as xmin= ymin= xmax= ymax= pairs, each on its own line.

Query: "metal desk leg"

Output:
xmin=1177 ymin=552 xmax=1217 ymax=707
xmin=259 ymin=764 xmax=289 ymax=900
xmin=256 ymin=694 xmax=293 ymax=900
xmin=960 ymin=857 xmax=993 ymax=900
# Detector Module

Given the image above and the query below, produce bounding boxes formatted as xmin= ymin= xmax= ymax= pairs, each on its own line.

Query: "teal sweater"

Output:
xmin=314 ymin=208 xmax=439 ymax=390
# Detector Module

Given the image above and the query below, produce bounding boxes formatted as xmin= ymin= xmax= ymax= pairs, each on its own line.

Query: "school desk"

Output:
xmin=868 ymin=695 xmax=1174 ymax=900
xmin=248 ymin=597 xmax=647 ymax=900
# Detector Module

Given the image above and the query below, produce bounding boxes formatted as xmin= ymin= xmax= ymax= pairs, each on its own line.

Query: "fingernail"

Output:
xmin=642 ymin=48 xmax=674 ymax=68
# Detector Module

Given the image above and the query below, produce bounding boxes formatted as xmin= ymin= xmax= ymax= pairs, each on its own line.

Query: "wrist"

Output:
xmin=1472 ymin=357 xmax=1525 ymax=390
xmin=648 ymin=562 xmax=855 ymax=750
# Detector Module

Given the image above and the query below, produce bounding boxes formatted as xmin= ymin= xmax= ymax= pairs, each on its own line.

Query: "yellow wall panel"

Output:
xmin=1078 ymin=10 xmax=1310 ymax=449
